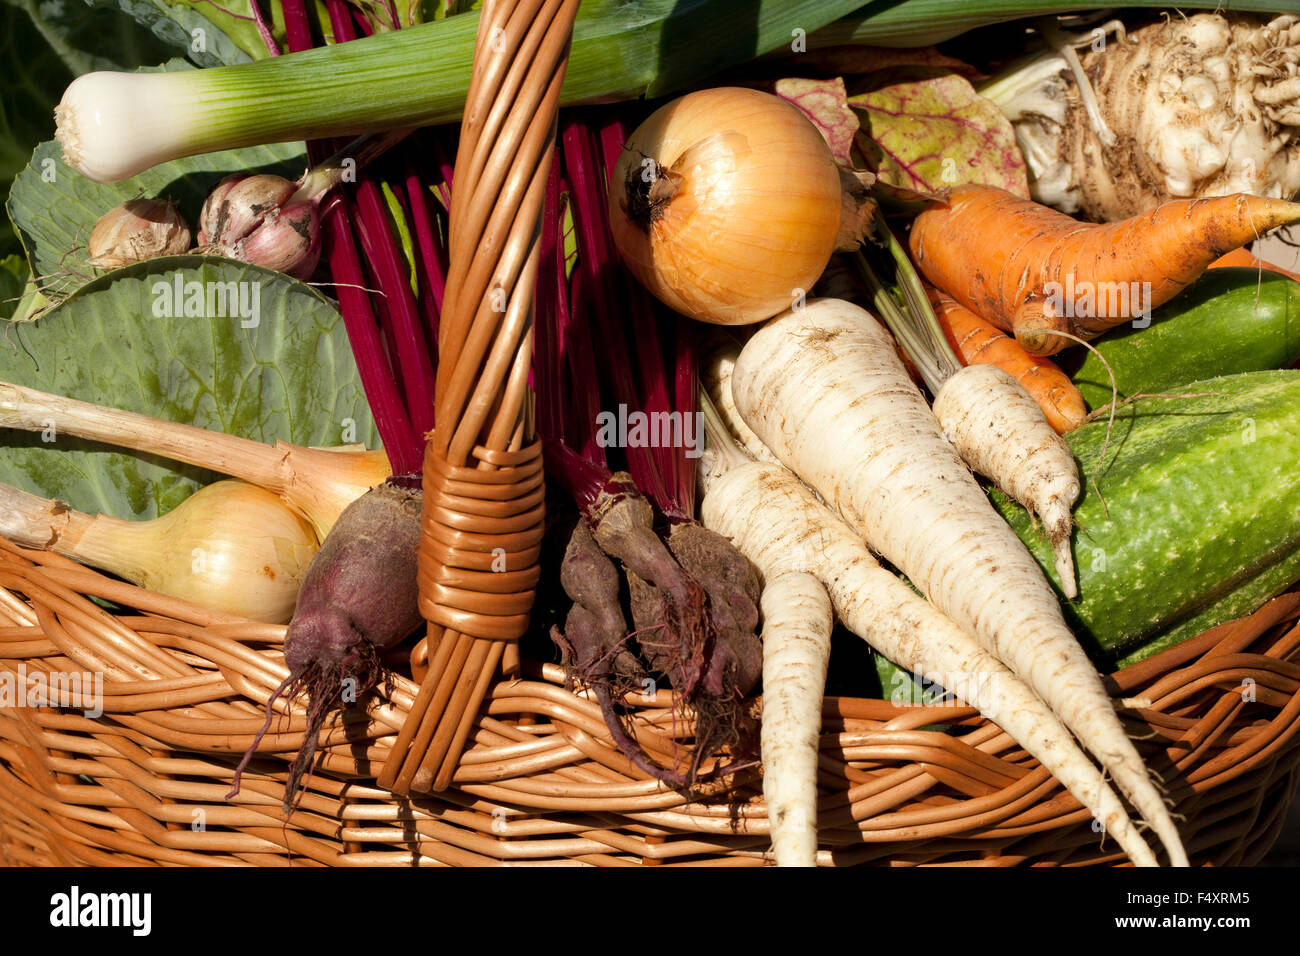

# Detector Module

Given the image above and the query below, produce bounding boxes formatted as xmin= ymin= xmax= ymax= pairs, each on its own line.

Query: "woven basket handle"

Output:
xmin=379 ymin=0 xmax=580 ymax=795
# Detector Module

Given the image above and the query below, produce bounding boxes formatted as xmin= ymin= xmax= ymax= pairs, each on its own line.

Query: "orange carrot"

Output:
xmin=926 ymin=286 xmax=1087 ymax=434
xmin=908 ymin=184 xmax=1300 ymax=356
xmin=1209 ymin=247 xmax=1300 ymax=284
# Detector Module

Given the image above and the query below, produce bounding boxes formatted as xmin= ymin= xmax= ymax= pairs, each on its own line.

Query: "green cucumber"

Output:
xmin=992 ymin=370 xmax=1300 ymax=666
xmin=1066 ymin=269 xmax=1300 ymax=411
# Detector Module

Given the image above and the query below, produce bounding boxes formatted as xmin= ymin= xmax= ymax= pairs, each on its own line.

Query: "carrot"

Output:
xmin=909 ymin=184 xmax=1300 ymax=355
xmin=1209 ymin=247 xmax=1300 ymax=283
xmin=698 ymin=415 xmax=1160 ymax=867
xmin=927 ymin=286 xmax=1087 ymax=433
xmin=730 ymin=297 xmax=1187 ymax=865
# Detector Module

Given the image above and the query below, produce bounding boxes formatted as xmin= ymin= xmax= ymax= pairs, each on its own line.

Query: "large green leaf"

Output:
xmin=0 ymin=255 xmax=378 ymax=520
xmin=0 ymin=255 xmax=27 ymax=318
xmin=7 ymin=119 xmax=305 ymax=300
xmin=83 ymin=0 xmax=270 ymax=66
xmin=0 ymin=252 xmax=50 ymax=322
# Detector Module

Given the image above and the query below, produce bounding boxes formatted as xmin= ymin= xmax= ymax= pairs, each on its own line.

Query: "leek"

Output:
xmin=57 ymin=0 xmax=866 ymax=183
xmin=811 ymin=0 xmax=1294 ymax=48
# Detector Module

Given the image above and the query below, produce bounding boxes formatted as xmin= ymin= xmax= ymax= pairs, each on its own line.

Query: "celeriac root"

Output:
xmin=987 ymin=13 xmax=1300 ymax=219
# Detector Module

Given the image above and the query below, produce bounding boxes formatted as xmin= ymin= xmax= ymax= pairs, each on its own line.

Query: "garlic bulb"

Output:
xmin=198 ymin=174 xmax=321 ymax=279
xmin=198 ymin=174 xmax=297 ymax=245
xmin=87 ymin=198 xmax=191 ymax=267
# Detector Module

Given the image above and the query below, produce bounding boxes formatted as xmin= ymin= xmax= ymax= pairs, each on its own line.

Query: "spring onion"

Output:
xmin=0 ymin=381 xmax=391 ymax=540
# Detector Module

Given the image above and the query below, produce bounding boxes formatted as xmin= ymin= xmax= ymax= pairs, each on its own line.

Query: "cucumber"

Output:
xmin=1066 ymin=269 xmax=1300 ymax=411
xmin=992 ymin=370 xmax=1300 ymax=666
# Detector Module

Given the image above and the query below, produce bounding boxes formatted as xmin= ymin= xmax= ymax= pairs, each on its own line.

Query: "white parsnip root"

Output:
xmin=699 ymin=451 xmax=1159 ymax=867
xmin=932 ymin=363 xmax=1081 ymax=597
xmin=756 ymin=570 xmax=832 ymax=867
xmin=730 ymin=299 xmax=1186 ymax=866
xmin=701 ymin=344 xmax=779 ymax=465
xmin=852 ymin=237 xmax=1081 ymax=576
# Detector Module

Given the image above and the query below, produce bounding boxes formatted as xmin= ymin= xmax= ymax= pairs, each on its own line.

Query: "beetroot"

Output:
xmin=552 ymin=474 xmax=762 ymax=788
xmin=227 ymin=480 xmax=423 ymax=811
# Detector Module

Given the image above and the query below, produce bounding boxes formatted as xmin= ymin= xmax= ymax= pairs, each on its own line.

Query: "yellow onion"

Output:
xmin=608 ymin=87 xmax=843 ymax=326
xmin=0 ymin=380 xmax=391 ymax=541
xmin=1 ymin=479 xmax=319 ymax=624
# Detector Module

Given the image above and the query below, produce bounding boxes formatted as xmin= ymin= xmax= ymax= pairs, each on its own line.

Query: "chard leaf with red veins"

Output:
xmin=773 ymin=77 xmax=859 ymax=168
xmin=849 ymin=71 xmax=1029 ymax=199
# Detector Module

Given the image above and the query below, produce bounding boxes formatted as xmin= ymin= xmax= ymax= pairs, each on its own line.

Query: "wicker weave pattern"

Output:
xmin=4 ymin=0 xmax=1299 ymax=867
xmin=387 ymin=0 xmax=580 ymax=795
xmin=2 ymin=537 xmax=1297 ymax=866
xmin=417 ymin=442 xmax=545 ymax=639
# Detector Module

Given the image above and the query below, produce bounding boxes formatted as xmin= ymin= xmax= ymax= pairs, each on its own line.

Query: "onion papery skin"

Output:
xmin=610 ymin=87 xmax=842 ymax=326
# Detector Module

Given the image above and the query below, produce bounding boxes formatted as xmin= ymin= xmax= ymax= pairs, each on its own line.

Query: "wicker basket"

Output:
xmin=2 ymin=539 xmax=1298 ymax=866
xmin=3 ymin=0 xmax=1300 ymax=867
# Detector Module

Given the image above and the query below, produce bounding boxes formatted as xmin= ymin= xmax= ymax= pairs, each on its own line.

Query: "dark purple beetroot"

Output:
xmin=666 ymin=522 xmax=762 ymax=698
xmin=551 ymin=477 xmax=762 ymax=788
xmin=227 ymin=480 xmax=423 ymax=811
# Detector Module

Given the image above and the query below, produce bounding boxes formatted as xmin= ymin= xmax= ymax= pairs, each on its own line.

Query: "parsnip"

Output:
xmin=756 ymin=570 xmax=832 ymax=867
xmin=729 ymin=298 xmax=1186 ymax=866
xmin=699 ymin=449 xmax=1159 ymax=867
xmin=700 ymin=343 xmax=779 ymax=465
xmin=854 ymin=242 xmax=1082 ymax=594
xmin=932 ymin=363 xmax=1081 ymax=597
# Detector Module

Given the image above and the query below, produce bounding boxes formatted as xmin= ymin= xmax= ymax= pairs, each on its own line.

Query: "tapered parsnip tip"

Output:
xmin=1052 ymin=535 xmax=1078 ymax=600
